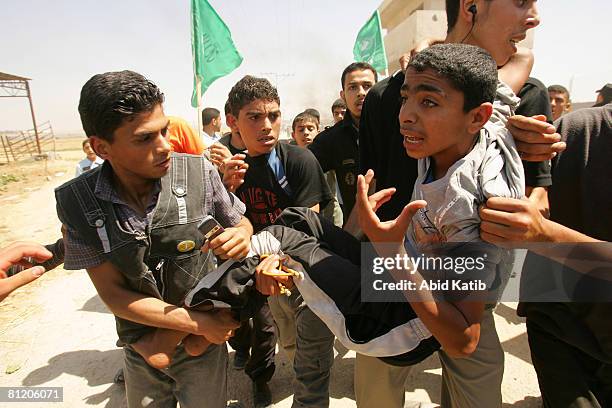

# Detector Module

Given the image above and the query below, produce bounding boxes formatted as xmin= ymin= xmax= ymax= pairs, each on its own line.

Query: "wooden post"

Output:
xmin=25 ymin=80 xmax=41 ymax=154
xmin=196 ymin=77 xmax=203 ymax=142
xmin=1 ymin=135 xmax=10 ymax=163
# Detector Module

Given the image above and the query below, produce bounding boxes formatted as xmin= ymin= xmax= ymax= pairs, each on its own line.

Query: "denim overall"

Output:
xmin=55 ymin=154 xmax=213 ymax=345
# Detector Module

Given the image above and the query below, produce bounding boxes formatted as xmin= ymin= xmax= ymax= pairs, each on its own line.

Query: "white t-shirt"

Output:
xmin=75 ymin=156 xmax=104 ymax=177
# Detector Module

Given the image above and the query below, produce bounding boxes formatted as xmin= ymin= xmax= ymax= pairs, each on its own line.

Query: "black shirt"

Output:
xmin=359 ymin=71 xmax=419 ymax=222
xmin=515 ymin=77 xmax=553 ymax=188
xmin=359 ymin=72 xmax=553 ymax=222
xmin=308 ymin=112 xmax=360 ymax=221
xmin=218 ymin=133 xmax=246 ymax=156
xmin=518 ymin=104 xmax=612 ymax=361
xmin=237 ymin=142 xmax=331 ymax=232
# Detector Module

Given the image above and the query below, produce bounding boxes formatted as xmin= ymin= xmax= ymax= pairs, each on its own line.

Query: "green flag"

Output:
xmin=352 ymin=10 xmax=388 ymax=73
xmin=191 ymin=0 xmax=243 ymax=107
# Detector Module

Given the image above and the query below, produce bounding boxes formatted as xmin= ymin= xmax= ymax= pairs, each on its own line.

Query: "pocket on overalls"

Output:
xmin=163 ymin=250 xmax=212 ymax=305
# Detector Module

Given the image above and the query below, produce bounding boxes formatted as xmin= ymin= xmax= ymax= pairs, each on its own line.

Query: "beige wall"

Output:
xmin=379 ymin=0 xmax=534 ymax=73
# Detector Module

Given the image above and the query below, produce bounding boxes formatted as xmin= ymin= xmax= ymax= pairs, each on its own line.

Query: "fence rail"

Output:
xmin=0 ymin=121 xmax=55 ymax=164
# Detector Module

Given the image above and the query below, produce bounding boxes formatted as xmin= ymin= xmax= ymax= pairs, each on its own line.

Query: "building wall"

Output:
xmin=378 ymin=0 xmax=534 ymax=73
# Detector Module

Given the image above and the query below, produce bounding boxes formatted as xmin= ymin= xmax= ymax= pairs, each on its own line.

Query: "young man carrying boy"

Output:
xmin=222 ymin=75 xmax=334 ymax=408
xmin=55 ymin=70 xmax=252 ymax=408
xmin=354 ymin=43 xmax=525 ymax=407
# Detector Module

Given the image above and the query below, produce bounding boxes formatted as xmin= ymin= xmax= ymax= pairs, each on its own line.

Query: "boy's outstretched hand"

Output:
xmin=356 ymin=170 xmax=427 ymax=245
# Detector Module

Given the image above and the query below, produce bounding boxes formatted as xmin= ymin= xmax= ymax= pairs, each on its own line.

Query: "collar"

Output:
xmin=94 ymin=160 xmax=161 ymax=206
xmin=248 ymin=143 xmax=281 ymax=165
xmin=340 ymin=111 xmax=360 ymax=138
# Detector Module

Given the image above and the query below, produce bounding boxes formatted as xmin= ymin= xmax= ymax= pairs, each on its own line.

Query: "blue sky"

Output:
xmin=1 ymin=0 xmax=610 ymax=134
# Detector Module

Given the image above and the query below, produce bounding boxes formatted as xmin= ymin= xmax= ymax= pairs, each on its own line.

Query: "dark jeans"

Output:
xmin=527 ymin=318 xmax=612 ymax=408
xmin=228 ymin=301 xmax=276 ymax=384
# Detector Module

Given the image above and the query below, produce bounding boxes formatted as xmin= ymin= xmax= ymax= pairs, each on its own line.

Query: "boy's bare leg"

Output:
xmin=183 ymin=334 xmax=211 ymax=356
xmin=132 ymin=329 xmax=188 ymax=369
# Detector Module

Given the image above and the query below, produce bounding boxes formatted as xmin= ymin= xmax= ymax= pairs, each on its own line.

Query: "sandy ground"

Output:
xmin=0 ymin=142 xmax=542 ymax=407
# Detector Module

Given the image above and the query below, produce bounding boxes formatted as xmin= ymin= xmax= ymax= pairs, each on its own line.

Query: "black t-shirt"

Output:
xmin=515 ymin=77 xmax=553 ymax=188
xmin=359 ymin=72 xmax=554 ymax=222
xmin=236 ymin=142 xmax=331 ymax=232
xmin=518 ymin=104 xmax=612 ymax=361
xmin=359 ymin=71 xmax=419 ymax=222
xmin=218 ymin=133 xmax=246 ymax=156
xmin=308 ymin=112 xmax=360 ymax=221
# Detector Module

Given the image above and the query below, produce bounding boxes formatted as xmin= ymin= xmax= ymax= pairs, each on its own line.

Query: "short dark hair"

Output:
xmin=82 ymin=139 xmax=91 ymax=148
xmin=446 ymin=0 xmax=492 ymax=33
xmin=340 ymin=62 xmax=378 ymax=90
xmin=227 ymin=75 xmax=280 ymax=117
xmin=224 ymin=100 xmax=231 ymax=116
xmin=548 ymin=85 xmax=570 ymax=100
xmin=78 ymin=70 xmax=164 ymax=142
xmin=407 ymin=43 xmax=497 ymax=112
xmin=445 ymin=0 xmax=461 ymax=33
xmin=331 ymin=98 xmax=347 ymax=112
xmin=201 ymin=107 xmax=220 ymax=125
xmin=292 ymin=112 xmax=320 ymax=131
xmin=303 ymin=108 xmax=320 ymax=122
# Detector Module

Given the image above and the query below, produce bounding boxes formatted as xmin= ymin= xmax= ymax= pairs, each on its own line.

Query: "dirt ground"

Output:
xmin=0 ymin=138 xmax=542 ymax=407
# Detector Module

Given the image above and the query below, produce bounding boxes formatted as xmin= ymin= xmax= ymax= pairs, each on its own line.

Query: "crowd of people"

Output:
xmin=1 ymin=1 xmax=611 ymax=408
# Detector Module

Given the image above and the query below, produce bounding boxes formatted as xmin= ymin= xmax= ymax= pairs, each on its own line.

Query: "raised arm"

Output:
xmin=356 ymin=171 xmax=484 ymax=357
xmin=499 ymin=46 xmax=534 ymax=95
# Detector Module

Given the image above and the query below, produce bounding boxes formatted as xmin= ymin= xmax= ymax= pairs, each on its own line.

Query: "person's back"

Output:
xmin=166 ymin=116 xmax=205 ymax=155
xmin=517 ymin=103 xmax=612 ymax=408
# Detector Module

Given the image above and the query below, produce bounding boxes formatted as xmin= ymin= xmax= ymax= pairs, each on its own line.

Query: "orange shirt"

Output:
xmin=166 ymin=116 xmax=205 ymax=155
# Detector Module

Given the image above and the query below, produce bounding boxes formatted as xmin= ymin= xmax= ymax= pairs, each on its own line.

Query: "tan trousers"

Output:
xmin=354 ymin=309 xmax=504 ymax=408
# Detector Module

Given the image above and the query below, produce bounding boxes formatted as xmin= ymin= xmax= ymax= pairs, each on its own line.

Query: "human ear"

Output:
xmin=467 ymin=102 xmax=493 ymax=134
xmin=462 ymin=0 xmax=478 ymax=24
xmin=226 ymin=114 xmax=237 ymax=131
xmin=89 ymin=136 xmax=110 ymax=160
xmin=340 ymin=90 xmax=346 ymax=103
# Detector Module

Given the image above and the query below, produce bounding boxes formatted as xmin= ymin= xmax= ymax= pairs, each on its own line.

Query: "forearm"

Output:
xmin=342 ymin=179 xmax=377 ymax=238
xmin=342 ymin=205 xmax=363 ymax=239
xmin=542 ymin=218 xmax=600 ymax=243
xmin=409 ymin=300 xmax=480 ymax=357
xmin=528 ymin=220 xmax=609 ymax=276
xmin=93 ymin=279 xmax=197 ymax=333
xmin=86 ymin=264 xmax=200 ymax=334
xmin=377 ymin=245 xmax=481 ymax=357
xmin=526 ymin=186 xmax=550 ymax=218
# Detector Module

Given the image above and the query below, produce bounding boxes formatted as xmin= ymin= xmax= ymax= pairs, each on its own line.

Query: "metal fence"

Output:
xmin=0 ymin=121 xmax=55 ymax=164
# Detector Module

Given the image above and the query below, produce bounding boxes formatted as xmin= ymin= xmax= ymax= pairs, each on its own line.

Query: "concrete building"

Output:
xmin=378 ymin=0 xmax=534 ymax=72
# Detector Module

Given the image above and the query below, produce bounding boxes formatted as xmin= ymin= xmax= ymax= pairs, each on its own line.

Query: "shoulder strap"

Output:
xmin=267 ymin=147 xmax=293 ymax=196
xmin=59 ymin=173 xmax=111 ymax=253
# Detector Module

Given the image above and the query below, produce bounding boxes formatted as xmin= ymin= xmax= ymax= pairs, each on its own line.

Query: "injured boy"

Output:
xmin=132 ymin=43 xmax=527 ymax=371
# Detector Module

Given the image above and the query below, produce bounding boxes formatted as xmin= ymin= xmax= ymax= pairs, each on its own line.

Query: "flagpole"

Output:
xmin=196 ymin=77 xmax=203 ymax=141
